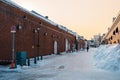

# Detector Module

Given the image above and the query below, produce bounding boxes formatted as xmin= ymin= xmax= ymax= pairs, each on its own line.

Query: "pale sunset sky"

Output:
xmin=11 ymin=0 xmax=120 ymax=39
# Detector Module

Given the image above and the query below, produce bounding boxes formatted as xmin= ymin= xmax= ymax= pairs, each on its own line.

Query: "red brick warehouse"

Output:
xmin=0 ymin=0 xmax=85 ymax=63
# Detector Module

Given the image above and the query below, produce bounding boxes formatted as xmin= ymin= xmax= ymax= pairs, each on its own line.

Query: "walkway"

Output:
xmin=1 ymin=48 xmax=120 ymax=80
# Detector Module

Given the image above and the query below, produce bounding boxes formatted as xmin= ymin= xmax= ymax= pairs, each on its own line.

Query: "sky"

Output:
xmin=11 ymin=0 xmax=120 ymax=39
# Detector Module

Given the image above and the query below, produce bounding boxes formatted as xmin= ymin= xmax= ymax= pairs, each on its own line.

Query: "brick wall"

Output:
xmin=0 ymin=1 xmax=76 ymax=61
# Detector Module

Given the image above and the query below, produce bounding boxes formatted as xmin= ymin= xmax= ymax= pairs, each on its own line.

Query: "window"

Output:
xmin=114 ymin=41 xmax=116 ymax=43
xmin=23 ymin=15 xmax=27 ymax=19
xmin=113 ymin=31 xmax=115 ymax=35
xmin=116 ymin=27 xmax=118 ymax=33
xmin=111 ymin=36 xmax=112 ymax=40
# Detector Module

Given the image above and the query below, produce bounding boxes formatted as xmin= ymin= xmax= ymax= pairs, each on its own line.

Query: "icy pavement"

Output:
xmin=0 ymin=48 xmax=120 ymax=80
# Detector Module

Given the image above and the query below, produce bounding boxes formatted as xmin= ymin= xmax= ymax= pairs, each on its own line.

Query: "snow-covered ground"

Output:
xmin=94 ymin=44 xmax=120 ymax=71
xmin=0 ymin=46 xmax=120 ymax=80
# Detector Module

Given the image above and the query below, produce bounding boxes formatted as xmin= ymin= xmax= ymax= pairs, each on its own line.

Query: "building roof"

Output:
xmin=2 ymin=0 xmax=76 ymax=36
xmin=104 ymin=11 xmax=120 ymax=39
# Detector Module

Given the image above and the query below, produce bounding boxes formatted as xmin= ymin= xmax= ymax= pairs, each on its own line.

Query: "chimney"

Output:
xmin=113 ymin=17 xmax=116 ymax=23
xmin=45 ymin=16 xmax=48 ymax=19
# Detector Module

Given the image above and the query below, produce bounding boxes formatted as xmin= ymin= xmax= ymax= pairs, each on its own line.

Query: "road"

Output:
xmin=0 ymin=48 xmax=120 ymax=80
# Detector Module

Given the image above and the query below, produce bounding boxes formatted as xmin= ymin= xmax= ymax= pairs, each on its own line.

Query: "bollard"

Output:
xmin=34 ymin=57 xmax=37 ymax=64
xmin=20 ymin=59 xmax=23 ymax=66
xmin=28 ymin=58 xmax=30 ymax=66
xmin=41 ymin=56 xmax=43 ymax=60
xmin=14 ymin=60 xmax=17 ymax=68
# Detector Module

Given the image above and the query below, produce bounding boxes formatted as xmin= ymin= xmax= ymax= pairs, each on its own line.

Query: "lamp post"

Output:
xmin=33 ymin=29 xmax=37 ymax=64
xmin=37 ymin=27 xmax=43 ymax=60
xmin=37 ymin=27 xmax=40 ymax=60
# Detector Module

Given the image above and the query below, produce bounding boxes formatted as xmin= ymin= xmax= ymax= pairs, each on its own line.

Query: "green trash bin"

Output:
xmin=16 ymin=51 xmax=27 ymax=66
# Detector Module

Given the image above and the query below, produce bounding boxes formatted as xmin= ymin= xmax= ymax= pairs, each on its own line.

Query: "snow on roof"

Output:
xmin=31 ymin=10 xmax=57 ymax=26
xmin=57 ymin=25 xmax=76 ymax=36
xmin=2 ymin=0 xmax=77 ymax=36
xmin=76 ymin=35 xmax=85 ymax=40
xmin=2 ymin=0 xmax=57 ymax=26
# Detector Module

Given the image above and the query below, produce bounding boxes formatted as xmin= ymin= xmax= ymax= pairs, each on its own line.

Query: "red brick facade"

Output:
xmin=0 ymin=1 xmax=77 ymax=62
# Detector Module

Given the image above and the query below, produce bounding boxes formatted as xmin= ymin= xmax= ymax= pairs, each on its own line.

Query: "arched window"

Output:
xmin=116 ymin=27 xmax=118 ymax=33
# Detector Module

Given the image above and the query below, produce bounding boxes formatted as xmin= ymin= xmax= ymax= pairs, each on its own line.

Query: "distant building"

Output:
xmin=75 ymin=35 xmax=85 ymax=50
xmin=89 ymin=40 xmax=95 ymax=47
xmin=94 ymin=35 xmax=101 ymax=47
xmin=103 ymin=11 xmax=120 ymax=44
xmin=101 ymin=33 xmax=106 ymax=44
xmin=90 ymin=34 xmax=102 ymax=47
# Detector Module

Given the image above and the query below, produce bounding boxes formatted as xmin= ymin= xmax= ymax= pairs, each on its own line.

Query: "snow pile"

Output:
xmin=94 ymin=44 xmax=120 ymax=71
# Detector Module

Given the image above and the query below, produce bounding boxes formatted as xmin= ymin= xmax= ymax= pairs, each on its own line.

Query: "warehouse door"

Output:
xmin=54 ymin=41 xmax=57 ymax=54
xmin=65 ymin=39 xmax=69 ymax=51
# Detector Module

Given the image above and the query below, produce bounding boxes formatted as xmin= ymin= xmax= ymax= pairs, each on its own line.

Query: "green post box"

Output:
xmin=16 ymin=51 xmax=27 ymax=66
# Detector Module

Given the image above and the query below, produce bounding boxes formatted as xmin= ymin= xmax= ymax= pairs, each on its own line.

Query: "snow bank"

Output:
xmin=94 ymin=44 xmax=120 ymax=71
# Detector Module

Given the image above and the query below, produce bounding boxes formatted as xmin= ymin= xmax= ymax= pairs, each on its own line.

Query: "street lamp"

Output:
xmin=16 ymin=24 xmax=22 ymax=30
xmin=33 ymin=29 xmax=37 ymax=64
xmin=37 ymin=27 xmax=40 ymax=60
